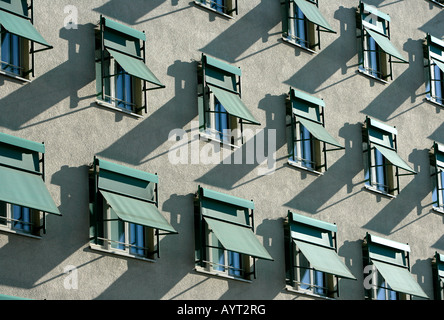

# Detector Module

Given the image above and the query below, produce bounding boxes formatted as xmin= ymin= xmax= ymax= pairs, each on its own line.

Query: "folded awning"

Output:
xmin=365 ymin=28 xmax=408 ymax=63
xmin=0 ymin=165 xmax=60 ymax=215
xmin=297 ymin=117 xmax=343 ymax=149
xmin=204 ymin=217 xmax=273 ymax=261
xmin=208 ymin=84 xmax=260 ymax=125
xmin=293 ymin=0 xmax=335 ymax=33
xmin=372 ymin=260 xmax=428 ymax=299
xmin=107 ymin=48 xmax=164 ymax=88
xmin=294 ymin=239 xmax=356 ymax=280
xmin=0 ymin=9 xmax=51 ymax=48
xmin=373 ymin=144 xmax=416 ymax=173
xmin=100 ymin=190 xmax=177 ymax=234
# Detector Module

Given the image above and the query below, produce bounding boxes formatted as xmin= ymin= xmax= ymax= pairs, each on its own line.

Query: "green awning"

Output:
xmin=104 ymin=18 xmax=146 ymax=42
xmin=293 ymin=0 xmax=335 ymax=33
xmin=0 ymin=165 xmax=60 ymax=215
xmin=107 ymin=48 xmax=164 ymax=88
xmin=208 ymin=84 xmax=260 ymax=125
xmin=294 ymin=240 xmax=355 ymax=280
xmin=290 ymin=88 xmax=325 ymax=108
xmin=0 ymin=9 xmax=50 ymax=47
xmin=373 ymin=144 xmax=416 ymax=173
xmin=433 ymin=59 xmax=444 ymax=74
xmin=372 ymin=260 xmax=428 ymax=299
xmin=365 ymin=28 xmax=408 ymax=63
xmin=100 ymin=190 xmax=177 ymax=234
xmin=204 ymin=217 xmax=273 ymax=261
xmin=297 ymin=117 xmax=343 ymax=149
xmin=201 ymin=187 xmax=254 ymax=210
xmin=0 ymin=294 xmax=30 ymax=300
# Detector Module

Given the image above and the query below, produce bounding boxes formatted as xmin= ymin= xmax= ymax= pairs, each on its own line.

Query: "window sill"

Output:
xmin=281 ymin=37 xmax=317 ymax=54
xmin=363 ymin=184 xmax=396 ymax=199
xmin=89 ymin=243 xmax=156 ymax=262
xmin=284 ymin=285 xmax=335 ymax=300
xmin=0 ymin=70 xmax=31 ymax=83
xmin=357 ymin=68 xmax=389 ymax=84
xmin=96 ymin=100 xmax=143 ymax=119
xmin=194 ymin=266 xmax=252 ymax=283
xmin=432 ymin=206 xmax=444 ymax=214
xmin=193 ymin=1 xmax=234 ymax=19
xmin=287 ymin=159 xmax=323 ymax=176
xmin=199 ymin=132 xmax=241 ymax=150
xmin=0 ymin=225 xmax=41 ymax=239
xmin=424 ymin=96 xmax=444 ymax=108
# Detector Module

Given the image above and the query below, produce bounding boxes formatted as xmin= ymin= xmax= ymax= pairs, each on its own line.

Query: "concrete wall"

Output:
xmin=0 ymin=0 xmax=443 ymax=300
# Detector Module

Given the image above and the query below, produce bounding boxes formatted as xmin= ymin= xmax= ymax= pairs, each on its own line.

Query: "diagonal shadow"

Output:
xmin=97 ymin=60 xmax=197 ymax=166
xmin=419 ymin=9 xmax=444 ymax=38
xmin=362 ymin=148 xmax=430 ymax=235
xmin=284 ymin=6 xmax=357 ymax=93
xmin=428 ymin=122 xmax=444 ymax=144
xmin=194 ymin=93 xmax=284 ymax=190
xmin=360 ymin=39 xmax=425 ymax=121
xmin=199 ymin=0 xmax=282 ymax=64
xmin=0 ymin=24 xmax=96 ymax=131
xmin=284 ymin=122 xmax=362 ymax=213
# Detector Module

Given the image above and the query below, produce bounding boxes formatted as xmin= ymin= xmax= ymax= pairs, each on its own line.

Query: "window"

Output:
xmin=429 ymin=0 xmax=444 ymax=7
xmin=362 ymin=117 xmax=416 ymax=197
xmin=194 ymin=186 xmax=273 ymax=281
xmin=430 ymin=142 xmax=444 ymax=212
xmin=0 ymin=131 xmax=60 ymax=237
xmin=424 ymin=34 xmax=444 ymax=107
xmin=432 ymin=252 xmax=444 ymax=300
xmin=357 ymin=1 xmax=408 ymax=81
xmin=281 ymin=0 xmax=336 ymax=52
xmin=95 ymin=16 xmax=165 ymax=116
xmin=89 ymin=157 xmax=177 ymax=261
xmin=0 ymin=0 xmax=52 ymax=80
xmin=197 ymin=54 xmax=261 ymax=146
xmin=284 ymin=211 xmax=355 ymax=298
xmin=362 ymin=233 xmax=428 ymax=300
xmin=286 ymin=87 xmax=344 ymax=174
xmin=194 ymin=0 xmax=238 ymax=17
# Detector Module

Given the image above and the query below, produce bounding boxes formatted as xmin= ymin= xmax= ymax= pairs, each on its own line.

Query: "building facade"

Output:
xmin=0 ymin=0 xmax=443 ymax=301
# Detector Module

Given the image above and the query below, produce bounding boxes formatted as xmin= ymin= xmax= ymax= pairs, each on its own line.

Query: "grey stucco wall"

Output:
xmin=0 ymin=0 xmax=443 ymax=300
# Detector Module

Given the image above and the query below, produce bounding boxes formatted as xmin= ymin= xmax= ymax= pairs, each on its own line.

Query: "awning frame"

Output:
xmin=90 ymin=156 xmax=174 ymax=259
xmin=287 ymin=87 xmax=344 ymax=173
xmin=194 ymin=186 xmax=271 ymax=281
xmin=363 ymin=117 xmax=416 ymax=196
xmin=97 ymin=15 xmax=165 ymax=115
xmin=0 ymin=0 xmax=53 ymax=78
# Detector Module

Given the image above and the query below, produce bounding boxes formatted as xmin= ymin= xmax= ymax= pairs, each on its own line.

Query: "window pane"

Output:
xmin=214 ymin=98 xmax=230 ymax=142
xmin=300 ymin=125 xmax=313 ymax=169
xmin=115 ymin=64 xmax=133 ymax=111
xmin=12 ymin=205 xmax=31 ymax=232
xmin=374 ymin=148 xmax=386 ymax=192
xmin=228 ymin=251 xmax=242 ymax=277
xmin=129 ymin=223 xmax=145 ymax=256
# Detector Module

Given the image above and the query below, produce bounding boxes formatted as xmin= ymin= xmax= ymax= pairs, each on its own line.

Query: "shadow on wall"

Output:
xmin=360 ymin=39 xmax=426 ymax=122
xmin=338 ymin=240 xmax=363 ymax=299
xmin=97 ymin=60 xmax=197 ymax=166
xmin=199 ymin=0 xmax=282 ymax=64
xmin=284 ymin=122 xmax=364 ymax=213
xmin=428 ymin=122 xmax=444 ymax=144
xmin=420 ymin=9 xmax=444 ymax=38
xmin=362 ymin=148 xmax=431 ymax=235
xmin=0 ymin=165 xmax=90 ymax=297
xmin=195 ymin=94 xmax=286 ymax=191
xmin=0 ymin=24 xmax=96 ymax=131
xmin=284 ymin=6 xmax=358 ymax=93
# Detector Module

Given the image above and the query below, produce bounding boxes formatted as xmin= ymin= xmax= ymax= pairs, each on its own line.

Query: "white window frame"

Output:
xmin=0 ymin=202 xmax=40 ymax=238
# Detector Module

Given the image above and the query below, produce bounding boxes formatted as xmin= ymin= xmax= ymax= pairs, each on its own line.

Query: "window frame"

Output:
xmin=430 ymin=142 xmax=444 ymax=213
xmin=429 ymin=0 xmax=444 ymax=8
xmin=194 ymin=0 xmax=238 ymax=18
xmin=362 ymin=117 xmax=415 ymax=197
xmin=432 ymin=252 xmax=444 ymax=300
xmin=0 ymin=0 xmax=52 ymax=81
xmin=95 ymin=16 xmax=164 ymax=117
xmin=194 ymin=186 xmax=272 ymax=282
xmin=197 ymin=54 xmax=260 ymax=148
xmin=424 ymin=34 xmax=444 ymax=107
xmin=286 ymin=88 xmax=344 ymax=175
xmin=281 ymin=0 xmax=336 ymax=53
xmin=88 ymin=157 xmax=176 ymax=262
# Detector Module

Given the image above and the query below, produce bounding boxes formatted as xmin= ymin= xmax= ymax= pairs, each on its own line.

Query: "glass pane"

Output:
xmin=294 ymin=6 xmax=307 ymax=47
xmin=214 ymin=98 xmax=230 ymax=142
xmin=211 ymin=0 xmax=224 ymax=12
xmin=12 ymin=205 xmax=31 ymax=232
xmin=314 ymin=270 xmax=326 ymax=295
xmin=129 ymin=223 xmax=145 ymax=256
xmin=367 ymin=36 xmax=380 ymax=77
xmin=228 ymin=251 xmax=242 ymax=277
xmin=1 ymin=32 xmax=20 ymax=75
xmin=300 ymin=125 xmax=313 ymax=169
xmin=115 ymin=64 xmax=133 ymax=111
xmin=374 ymin=148 xmax=387 ymax=192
